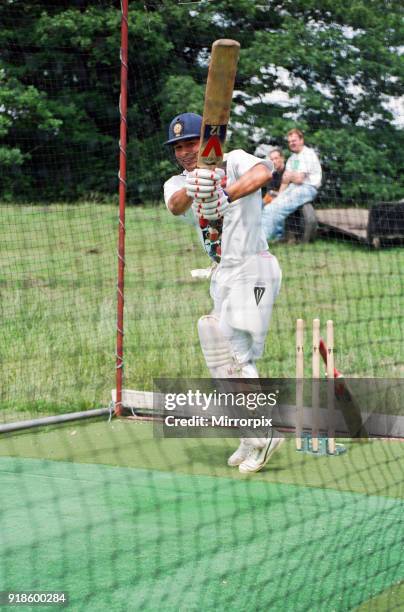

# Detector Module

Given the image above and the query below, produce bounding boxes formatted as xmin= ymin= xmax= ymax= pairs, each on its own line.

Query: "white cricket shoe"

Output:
xmin=239 ymin=436 xmax=285 ymax=474
xmin=227 ymin=439 xmax=253 ymax=467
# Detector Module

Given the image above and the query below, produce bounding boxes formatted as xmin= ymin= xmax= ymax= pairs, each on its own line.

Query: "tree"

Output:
xmin=1 ymin=0 xmax=402 ymax=203
xmin=0 ymin=1 xmax=121 ymax=200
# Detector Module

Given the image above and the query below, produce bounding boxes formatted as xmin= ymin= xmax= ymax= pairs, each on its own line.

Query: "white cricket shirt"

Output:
xmin=164 ymin=149 xmax=271 ymax=267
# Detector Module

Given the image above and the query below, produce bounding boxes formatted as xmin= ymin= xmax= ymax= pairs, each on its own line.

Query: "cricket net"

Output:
xmin=0 ymin=2 xmax=403 ymax=610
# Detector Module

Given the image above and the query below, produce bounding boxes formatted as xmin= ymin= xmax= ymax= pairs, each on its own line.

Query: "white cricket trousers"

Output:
xmin=209 ymin=251 xmax=282 ymax=367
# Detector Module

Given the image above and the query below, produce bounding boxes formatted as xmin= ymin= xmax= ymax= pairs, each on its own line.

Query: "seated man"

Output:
xmin=262 ymin=129 xmax=322 ymax=241
xmin=263 ymin=148 xmax=286 ymax=205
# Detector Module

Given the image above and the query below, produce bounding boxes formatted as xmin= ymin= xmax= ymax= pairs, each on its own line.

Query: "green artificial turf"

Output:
xmin=1 ymin=419 xmax=403 ymax=499
xmin=1 ymin=419 xmax=403 ymax=611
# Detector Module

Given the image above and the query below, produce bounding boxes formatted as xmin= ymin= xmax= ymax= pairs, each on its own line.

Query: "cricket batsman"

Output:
xmin=163 ymin=112 xmax=284 ymax=473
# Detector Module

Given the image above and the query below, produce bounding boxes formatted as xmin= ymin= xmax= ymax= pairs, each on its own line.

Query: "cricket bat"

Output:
xmin=319 ymin=338 xmax=368 ymax=439
xmin=197 ymin=39 xmax=240 ymax=170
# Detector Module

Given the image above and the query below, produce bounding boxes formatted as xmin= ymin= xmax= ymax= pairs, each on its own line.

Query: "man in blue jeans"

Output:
xmin=262 ymin=129 xmax=322 ymax=241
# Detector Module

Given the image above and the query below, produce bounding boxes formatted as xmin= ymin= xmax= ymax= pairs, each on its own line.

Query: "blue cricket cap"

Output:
xmin=164 ymin=113 xmax=202 ymax=145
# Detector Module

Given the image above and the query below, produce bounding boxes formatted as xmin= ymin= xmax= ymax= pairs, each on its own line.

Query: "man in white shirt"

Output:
xmin=164 ymin=112 xmax=284 ymax=473
xmin=262 ymin=128 xmax=322 ymax=241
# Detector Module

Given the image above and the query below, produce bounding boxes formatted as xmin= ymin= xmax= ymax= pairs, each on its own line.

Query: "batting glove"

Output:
xmin=185 ymin=168 xmax=224 ymax=200
xmin=192 ymin=187 xmax=232 ymax=220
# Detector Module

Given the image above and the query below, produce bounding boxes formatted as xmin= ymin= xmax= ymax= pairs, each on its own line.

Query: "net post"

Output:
xmin=115 ymin=0 xmax=129 ymax=417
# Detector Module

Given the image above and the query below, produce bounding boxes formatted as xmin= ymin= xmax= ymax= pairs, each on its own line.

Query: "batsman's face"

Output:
xmin=287 ymin=134 xmax=304 ymax=153
xmin=173 ymin=138 xmax=200 ymax=172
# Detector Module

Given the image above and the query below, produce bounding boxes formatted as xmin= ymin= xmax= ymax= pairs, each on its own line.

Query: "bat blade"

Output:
xmin=197 ymin=39 xmax=240 ymax=169
xmin=319 ymin=338 xmax=368 ymax=439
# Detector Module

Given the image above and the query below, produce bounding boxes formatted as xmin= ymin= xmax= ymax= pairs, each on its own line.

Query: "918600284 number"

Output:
xmin=0 ymin=592 xmax=68 ymax=606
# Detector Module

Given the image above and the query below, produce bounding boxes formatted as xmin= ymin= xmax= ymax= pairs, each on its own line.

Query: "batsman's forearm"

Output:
xmin=168 ymin=189 xmax=193 ymax=215
xmin=226 ymin=163 xmax=272 ymax=202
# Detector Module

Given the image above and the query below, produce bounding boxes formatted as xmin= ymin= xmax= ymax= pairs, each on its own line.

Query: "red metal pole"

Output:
xmin=115 ymin=0 xmax=129 ymax=416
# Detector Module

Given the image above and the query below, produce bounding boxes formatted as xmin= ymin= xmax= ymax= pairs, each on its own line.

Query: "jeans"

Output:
xmin=262 ymin=183 xmax=318 ymax=240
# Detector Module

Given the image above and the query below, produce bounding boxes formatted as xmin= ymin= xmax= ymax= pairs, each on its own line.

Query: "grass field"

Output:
xmin=0 ymin=202 xmax=403 ymax=417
